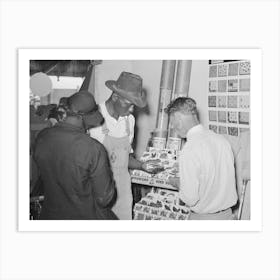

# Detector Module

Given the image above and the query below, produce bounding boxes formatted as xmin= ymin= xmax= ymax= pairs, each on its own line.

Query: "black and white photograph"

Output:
xmin=29 ymin=59 xmax=250 ymax=221
xmin=18 ymin=49 xmax=261 ymax=231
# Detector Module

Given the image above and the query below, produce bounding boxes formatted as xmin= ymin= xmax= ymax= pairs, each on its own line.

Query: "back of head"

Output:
xmin=59 ymin=97 xmax=68 ymax=107
xmin=67 ymin=90 xmax=97 ymax=114
xmin=165 ymin=97 xmax=199 ymax=118
xmin=66 ymin=90 xmax=104 ymax=129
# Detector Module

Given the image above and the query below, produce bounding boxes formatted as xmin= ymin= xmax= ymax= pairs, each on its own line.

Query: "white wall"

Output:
xmin=188 ymin=60 xmax=209 ymax=127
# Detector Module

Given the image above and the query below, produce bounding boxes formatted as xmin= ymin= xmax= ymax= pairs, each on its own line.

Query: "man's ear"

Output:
xmin=176 ymin=111 xmax=183 ymax=122
xmin=112 ymin=93 xmax=119 ymax=102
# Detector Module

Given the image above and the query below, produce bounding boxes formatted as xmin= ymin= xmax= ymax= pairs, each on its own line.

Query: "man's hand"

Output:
xmin=167 ymin=176 xmax=180 ymax=190
xmin=141 ymin=159 xmax=164 ymax=174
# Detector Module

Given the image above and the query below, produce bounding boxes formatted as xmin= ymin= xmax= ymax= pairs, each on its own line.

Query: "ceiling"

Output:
xmin=30 ymin=60 xmax=92 ymax=77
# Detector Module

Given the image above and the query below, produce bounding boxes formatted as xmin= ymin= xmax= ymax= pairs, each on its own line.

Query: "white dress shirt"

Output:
xmin=89 ymin=103 xmax=135 ymax=148
xmin=179 ymin=124 xmax=237 ymax=214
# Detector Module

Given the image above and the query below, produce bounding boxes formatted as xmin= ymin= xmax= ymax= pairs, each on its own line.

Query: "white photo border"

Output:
xmin=19 ymin=48 xmax=262 ymax=232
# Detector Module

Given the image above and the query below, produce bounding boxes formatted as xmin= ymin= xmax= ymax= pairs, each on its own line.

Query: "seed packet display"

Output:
xmin=239 ymin=95 xmax=250 ymax=109
xmin=239 ymin=78 xmax=250 ymax=91
xmin=228 ymin=63 xmax=239 ymax=76
xmin=131 ymin=148 xmax=180 ymax=188
xmin=218 ymin=80 xmax=227 ymax=92
xmin=209 ymin=110 xmax=217 ymax=121
xmin=228 ymin=127 xmax=239 ymax=136
xmin=228 ymin=111 xmax=238 ymax=123
xmin=209 ymin=65 xmax=218 ymax=77
xmin=209 ymin=80 xmax=217 ymax=92
xmin=133 ymin=189 xmax=190 ymax=220
xmin=218 ymin=126 xmax=227 ymax=134
xmin=218 ymin=111 xmax=227 ymax=123
xmin=208 ymin=96 xmax=217 ymax=107
xmin=209 ymin=125 xmax=218 ymax=133
xmin=208 ymin=60 xmax=250 ymax=140
xmin=217 ymin=96 xmax=227 ymax=108
xmin=239 ymin=112 xmax=250 ymax=125
xmin=218 ymin=64 xmax=228 ymax=77
xmin=228 ymin=79 xmax=238 ymax=92
xmin=228 ymin=95 xmax=238 ymax=108
xmin=239 ymin=61 xmax=250 ymax=75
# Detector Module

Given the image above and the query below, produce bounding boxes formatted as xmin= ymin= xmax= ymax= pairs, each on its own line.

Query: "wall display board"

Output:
xmin=208 ymin=60 xmax=250 ymax=136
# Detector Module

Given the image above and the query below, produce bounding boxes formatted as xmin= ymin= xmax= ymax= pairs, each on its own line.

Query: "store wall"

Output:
xmin=188 ymin=60 xmax=209 ymax=128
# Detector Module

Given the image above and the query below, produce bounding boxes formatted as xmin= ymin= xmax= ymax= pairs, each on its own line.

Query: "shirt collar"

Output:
xmin=186 ymin=124 xmax=204 ymax=139
xmin=56 ymin=121 xmax=85 ymax=133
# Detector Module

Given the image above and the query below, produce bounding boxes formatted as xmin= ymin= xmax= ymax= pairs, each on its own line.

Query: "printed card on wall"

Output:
xmin=228 ymin=79 xmax=238 ymax=92
xmin=218 ymin=111 xmax=227 ymax=123
xmin=239 ymin=61 xmax=251 ymax=75
xmin=228 ymin=95 xmax=238 ymax=108
xmin=209 ymin=81 xmax=218 ymax=92
xmin=208 ymin=96 xmax=217 ymax=107
xmin=239 ymin=112 xmax=250 ymax=125
xmin=209 ymin=125 xmax=218 ymax=133
xmin=239 ymin=95 xmax=250 ymax=108
xmin=228 ymin=111 xmax=238 ymax=123
xmin=239 ymin=78 xmax=250 ymax=91
xmin=217 ymin=96 xmax=227 ymax=107
xmin=228 ymin=63 xmax=239 ymax=76
xmin=218 ymin=64 xmax=228 ymax=77
xmin=209 ymin=65 xmax=218 ymax=78
xmin=218 ymin=126 xmax=227 ymax=134
xmin=209 ymin=110 xmax=217 ymax=121
xmin=218 ymin=80 xmax=227 ymax=92
xmin=228 ymin=127 xmax=239 ymax=136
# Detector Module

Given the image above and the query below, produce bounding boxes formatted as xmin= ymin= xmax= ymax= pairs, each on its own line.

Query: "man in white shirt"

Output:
xmin=165 ymin=97 xmax=238 ymax=220
xmin=89 ymin=71 xmax=160 ymax=219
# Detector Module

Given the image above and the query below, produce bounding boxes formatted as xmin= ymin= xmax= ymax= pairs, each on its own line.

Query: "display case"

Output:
xmin=131 ymin=147 xmax=179 ymax=190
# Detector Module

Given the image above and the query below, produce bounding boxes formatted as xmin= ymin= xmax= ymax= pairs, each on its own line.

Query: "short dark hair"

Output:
xmin=165 ymin=97 xmax=198 ymax=116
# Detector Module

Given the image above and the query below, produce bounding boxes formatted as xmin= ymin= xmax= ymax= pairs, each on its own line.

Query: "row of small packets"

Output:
xmin=132 ymin=148 xmax=179 ymax=180
xmin=133 ymin=188 xmax=190 ymax=220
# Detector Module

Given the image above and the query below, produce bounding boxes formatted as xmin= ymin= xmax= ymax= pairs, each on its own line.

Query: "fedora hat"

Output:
xmin=105 ymin=72 xmax=147 ymax=108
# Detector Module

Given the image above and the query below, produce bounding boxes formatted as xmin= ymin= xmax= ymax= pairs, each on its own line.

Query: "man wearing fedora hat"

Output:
xmin=33 ymin=91 xmax=117 ymax=220
xmin=89 ymin=72 xmax=161 ymax=220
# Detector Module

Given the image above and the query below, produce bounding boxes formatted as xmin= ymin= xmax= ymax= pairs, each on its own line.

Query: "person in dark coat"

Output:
xmin=33 ymin=91 xmax=117 ymax=220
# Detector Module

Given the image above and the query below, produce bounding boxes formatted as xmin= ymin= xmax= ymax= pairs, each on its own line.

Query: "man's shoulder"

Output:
xmin=76 ymin=133 xmax=107 ymax=155
xmin=35 ymin=126 xmax=54 ymax=139
xmin=80 ymin=133 xmax=102 ymax=146
xmin=185 ymin=127 xmax=228 ymax=149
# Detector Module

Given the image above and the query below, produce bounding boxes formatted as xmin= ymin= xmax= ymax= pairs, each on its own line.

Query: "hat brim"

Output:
xmin=83 ymin=110 xmax=104 ymax=128
xmin=105 ymin=80 xmax=147 ymax=108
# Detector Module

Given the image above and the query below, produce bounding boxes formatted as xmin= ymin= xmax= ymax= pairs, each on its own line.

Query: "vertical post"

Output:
xmin=79 ymin=63 xmax=95 ymax=94
xmin=79 ymin=60 xmax=102 ymax=95
xmin=166 ymin=60 xmax=192 ymax=150
xmin=152 ymin=60 xmax=176 ymax=149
